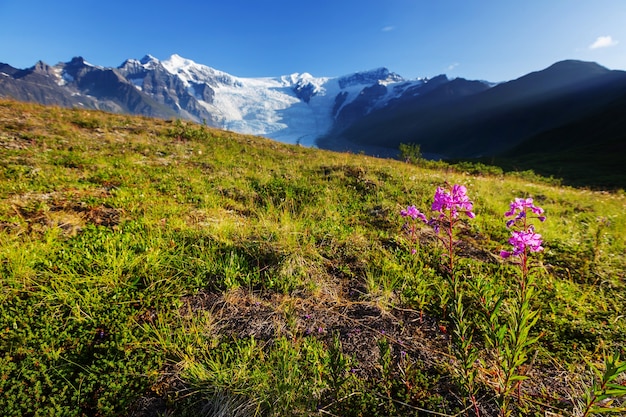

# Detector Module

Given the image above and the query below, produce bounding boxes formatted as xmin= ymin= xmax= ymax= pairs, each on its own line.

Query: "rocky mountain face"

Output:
xmin=0 ymin=57 xmax=178 ymax=118
xmin=117 ymin=55 xmax=220 ymax=124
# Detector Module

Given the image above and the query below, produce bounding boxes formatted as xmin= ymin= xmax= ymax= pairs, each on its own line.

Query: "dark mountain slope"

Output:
xmin=317 ymin=76 xmax=492 ymax=155
xmin=485 ymin=91 xmax=626 ymax=189
xmin=325 ymin=60 xmax=626 ymax=158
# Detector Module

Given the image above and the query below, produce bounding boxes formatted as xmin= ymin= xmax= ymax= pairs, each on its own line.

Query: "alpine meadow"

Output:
xmin=1 ymin=99 xmax=625 ymax=416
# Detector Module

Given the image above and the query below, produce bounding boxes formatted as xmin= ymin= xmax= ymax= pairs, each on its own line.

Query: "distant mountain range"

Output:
xmin=323 ymin=60 xmax=626 ymax=160
xmin=0 ymin=55 xmax=431 ymax=147
xmin=2 ymin=55 xmax=626 ymax=182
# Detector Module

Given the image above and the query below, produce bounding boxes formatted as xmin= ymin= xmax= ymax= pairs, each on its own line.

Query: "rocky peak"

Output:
xmin=62 ymin=57 xmax=92 ymax=79
xmin=140 ymin=54 xmax=159 ymax=65
xmin=338 ymin=67 xmax=404 ymax=89
xmin=66 ymin=57 xmax=89 ymax=69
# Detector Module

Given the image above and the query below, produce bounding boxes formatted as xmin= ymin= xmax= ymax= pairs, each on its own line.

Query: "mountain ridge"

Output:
xmin=2 ymin=55 xmax=625 ymax=170
xmin=326 ymin=59 xmax=626 ymax=159
xmin=1 ymin=54 xmax=444 ymax=147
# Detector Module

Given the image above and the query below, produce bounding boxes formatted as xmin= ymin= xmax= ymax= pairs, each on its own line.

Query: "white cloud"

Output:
xmin=381 ymin=26 xmax=395 ymax=32
xmin=589 ymin=35 xmax=619 ymax=49
xmin=447 ymin=62 xmax=459 ymax=71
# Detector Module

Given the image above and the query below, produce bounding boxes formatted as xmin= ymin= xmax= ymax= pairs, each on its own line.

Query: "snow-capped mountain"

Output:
xmin=117 ymin=54 xmax=433 ymax=146
xmin=0 ymin=54 xmax=436 ymax=147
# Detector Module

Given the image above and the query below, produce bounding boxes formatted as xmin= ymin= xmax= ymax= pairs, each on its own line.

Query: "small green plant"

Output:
xmin=578 ymin=353 xmax=626 ymax=416
xmin=505 ymin=169 xmax=562 ymax=186
xmin=167 ymin=118 xmax=214 ymax=142
xmin=399 ymin=142 xmax=423 ymax=164
xmin=324 ymin=332 xmax=352 ymax=405
xmin=452 ymin=161 xmax=504 ymax=177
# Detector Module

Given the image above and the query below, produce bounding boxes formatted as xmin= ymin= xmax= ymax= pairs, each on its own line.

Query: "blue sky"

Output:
xmin=1 ymin=0 xmax=625 ymax=82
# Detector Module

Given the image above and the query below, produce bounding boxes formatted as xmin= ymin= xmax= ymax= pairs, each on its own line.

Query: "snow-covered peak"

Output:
xmin=162 ymin=53 xmax=196 ymax=69
xmin=161 ymin=54 xmax=239 ymax=87
xmin=279 ymin=72 xmax=329 ymax=103
xmin=63 ymin=56 xmax=100 ymax=69
xmin=281 ymin=72 xmax=329 ymax=87
xmin=281 ymin=72 xmax=321 ymax=85
xmin=338 ymin=67 xmax=404 ymax=88
xmin=119 ymin=57 xmax=152 ymax=72
xmin=161 ymin=54 xmax=210 ymax=75
xmin=140 ymin=54 xmax=159 ymax=65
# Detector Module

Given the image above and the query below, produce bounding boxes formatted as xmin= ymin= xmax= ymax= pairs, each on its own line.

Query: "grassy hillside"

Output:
xmin=1 ymin=99 xmax=625 ymax=416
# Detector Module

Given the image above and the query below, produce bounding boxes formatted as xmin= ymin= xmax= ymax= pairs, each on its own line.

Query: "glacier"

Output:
xmin=126 ymin=54 xmax=426 ymax=147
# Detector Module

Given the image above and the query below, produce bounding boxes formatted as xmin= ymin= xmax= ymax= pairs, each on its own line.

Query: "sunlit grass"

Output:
xmin=1 ymin=99 xmax=625 ymax=416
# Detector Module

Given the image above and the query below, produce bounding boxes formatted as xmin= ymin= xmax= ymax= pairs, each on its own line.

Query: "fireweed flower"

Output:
xmin=504 ymin=197 xmax=546 ymax=228
xmin=400 ymin=183 xmax=475 ymax=241
xmin=400 ymin=182 xmax=475 ymax=276
xmin=400 ymin=206 xmax=428 ymax=255
xmin=400 ymin=205 xmax=428 ymax=222
xmin=500 ymin=226 xmax=544 ymax=258
xmin=500 ymin=197 xmax=546 ymax=259
xmin=399 ymin=184 xmax=481 ymax=413
xmin=496 ymin=198 xmax=546 ymax=413
xmin=432 ymin=184 xmax=476 ymax=220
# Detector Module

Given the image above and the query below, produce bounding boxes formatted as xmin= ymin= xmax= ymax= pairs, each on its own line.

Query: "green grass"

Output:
xmin=1 ymin=99 xmax=625 ymax=416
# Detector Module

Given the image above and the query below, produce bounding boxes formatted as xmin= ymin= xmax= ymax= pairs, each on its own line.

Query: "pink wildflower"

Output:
xmin=432 ymin=184 xmax=475 ymax=219
xmin=400 ymin=205 xmax=428 ymax=222
xmin=504 ymin=197 xmax=546 ymax=228
xmin=501 ymin=197 xmax=546 ymax=259
xmin=500 ymin=226 xmax=544 ymax=258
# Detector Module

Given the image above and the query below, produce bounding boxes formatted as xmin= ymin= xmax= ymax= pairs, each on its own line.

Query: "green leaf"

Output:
xmin=589 ymin=405 xmax=626 ymax=413
xmin=596 ymin=386 xmax=626 ymax=397
xmin=605 ymin=383 xmax=626 ymax=393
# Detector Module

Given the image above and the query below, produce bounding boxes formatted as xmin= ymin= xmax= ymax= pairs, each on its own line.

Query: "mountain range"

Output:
xmin=0 ymin=54 xmax=428 ymax=148
xmin=323 ymin=59 xmax=626 ymax=160
xmin=2 ymin=54 xmax=626 ymax=180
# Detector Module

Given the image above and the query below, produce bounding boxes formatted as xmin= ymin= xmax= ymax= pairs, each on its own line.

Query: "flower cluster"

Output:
xmin=398 ymin=188 xmax=552 ymax=414
xmin=432 ymin=184 xmax=476 ymax=220
xmin=400 ymin=184 xmax=475 ymax=228
xmin=400 ymin=205 xmax=427 ymax=222
xmin=500 ymin=226 xmax=544 ymax=258
xmin=504 ymin=197 xmax=546 ymax=228
xmin=500 ymin=197 xmax=546 ymax=259
xmin=400 ymin=183 xmax=475 ymax=254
